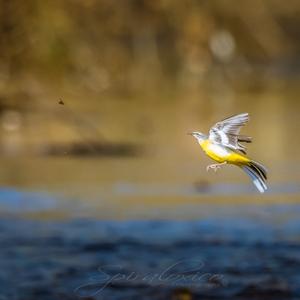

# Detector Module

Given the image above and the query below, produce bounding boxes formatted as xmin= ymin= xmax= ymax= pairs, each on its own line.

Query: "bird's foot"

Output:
xmin=206 ymin=162 xmax=226 ymax=172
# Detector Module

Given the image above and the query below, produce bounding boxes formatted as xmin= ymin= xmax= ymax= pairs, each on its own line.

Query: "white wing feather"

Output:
xmin=208 ymin=113 xmax=251 ymax=153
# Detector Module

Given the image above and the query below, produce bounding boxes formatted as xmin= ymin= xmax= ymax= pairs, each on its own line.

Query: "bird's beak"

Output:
xmin=187 ymin=132 xmax=194 ymax=136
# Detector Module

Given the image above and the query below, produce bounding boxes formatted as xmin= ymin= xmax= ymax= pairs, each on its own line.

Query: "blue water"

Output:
xmin=1 ymin=215 xmax=300 ymax=299
xmin=1 ymin=188 xmax=300 ymax=299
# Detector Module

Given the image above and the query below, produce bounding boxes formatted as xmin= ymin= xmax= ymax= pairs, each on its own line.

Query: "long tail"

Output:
xmin=241 ymin=161 xmax=268 ymax=193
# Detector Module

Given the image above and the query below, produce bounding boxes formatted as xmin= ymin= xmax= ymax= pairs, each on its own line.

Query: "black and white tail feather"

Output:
xmin=242 ymin=161 xmax=268 ymax=193
xmin=208 ymin=112 xmax=268 ymax=193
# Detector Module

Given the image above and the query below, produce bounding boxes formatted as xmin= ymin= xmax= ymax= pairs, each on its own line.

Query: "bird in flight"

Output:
xmin=189 ymin=113 xmax=267 ymax=193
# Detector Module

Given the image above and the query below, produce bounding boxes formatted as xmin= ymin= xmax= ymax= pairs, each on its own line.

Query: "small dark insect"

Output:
xmin=58 ymin=99 xmax=65 ymax=105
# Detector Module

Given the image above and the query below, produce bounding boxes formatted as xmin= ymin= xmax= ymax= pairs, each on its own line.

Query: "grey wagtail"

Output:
xmin=189 ymin=113 xmax=267 ymax=193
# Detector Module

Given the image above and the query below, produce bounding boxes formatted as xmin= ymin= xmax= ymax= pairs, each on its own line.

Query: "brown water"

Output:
xmin=0 ymin=86 xmax=300 ymax=218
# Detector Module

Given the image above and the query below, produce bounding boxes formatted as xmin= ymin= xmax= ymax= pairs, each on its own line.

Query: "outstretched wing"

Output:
xmin=208 ymin=113 xmax=252 ymax=153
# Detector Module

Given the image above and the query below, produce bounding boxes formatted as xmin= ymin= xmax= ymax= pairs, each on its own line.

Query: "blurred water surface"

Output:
xmin=0 ymin=86 xmax=299 ymax=219
xmin=2 ymin=208 xmax=300 ymax=299
xmin=1 ymin=2 xmax=300 ymax=298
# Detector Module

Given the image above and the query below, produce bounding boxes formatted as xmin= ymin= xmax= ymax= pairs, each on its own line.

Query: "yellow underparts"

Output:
xmin=199 ymin=140 xmax=250 ymax=165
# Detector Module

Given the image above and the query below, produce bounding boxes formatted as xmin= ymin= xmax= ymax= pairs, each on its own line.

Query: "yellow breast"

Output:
xmin=199 ymin=140 xmax=250 ymax=164
xmin=199 ymin=140 xmax=228 ymax=162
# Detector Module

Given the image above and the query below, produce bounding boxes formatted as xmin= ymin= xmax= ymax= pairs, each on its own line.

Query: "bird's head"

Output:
xmin=188 ymin=131 xmax=206 ymax=143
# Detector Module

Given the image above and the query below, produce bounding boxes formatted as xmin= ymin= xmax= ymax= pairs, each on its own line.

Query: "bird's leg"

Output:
xmin=206 ymin=162 xmax=227 ymax=172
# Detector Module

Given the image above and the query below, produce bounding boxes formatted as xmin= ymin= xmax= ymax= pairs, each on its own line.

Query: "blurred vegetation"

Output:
xmin=1 ymin=0 xmax=300 ymax=98
xmin=0 ymin=0 xmax=300 ymax=156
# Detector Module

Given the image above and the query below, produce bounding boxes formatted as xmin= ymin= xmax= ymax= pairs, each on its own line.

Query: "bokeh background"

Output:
xmin=1 ymin=1 xmax=300 ymax=299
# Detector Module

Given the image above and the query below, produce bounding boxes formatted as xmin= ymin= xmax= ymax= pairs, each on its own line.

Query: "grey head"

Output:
xmin=188 ymin=131 xmax=207 ymax=143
